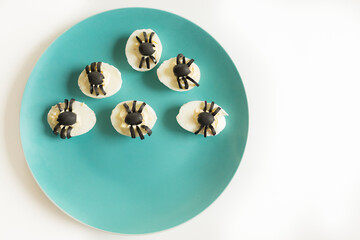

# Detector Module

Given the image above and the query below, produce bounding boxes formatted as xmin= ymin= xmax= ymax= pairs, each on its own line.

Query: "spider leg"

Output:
xmin=149 ymin=32 xmax=154 ymax=43
xmin=146 ymin=57 xmax=150 ymax=69
xmin=136 ymin=36 xmax=142 ymax=44
xmin=204 ymin=125 xmax=208 ymax=138
xmin=203 ymin=101 xmax=208 ymax=111
xmin=85 ymin=65 xmax=90 ymax=74
xmin=137 ymin=102 xmax=146 ymax=113
xmin=141 ymin=125 xmax=152 ymax=136
xmin=97 ymin=62 xmax=102 ymax=72
xmin=187 ymin=59 xmax=194 ymax=67
xmin=186 ymin=76 xmax=199 ymax=87
xmin=209 ymin=101 xmax=215 ymax=112
xmin=129 ymin=126 xmax=136 ymax=138
xmin=139 ymin=56 xmax=145 ymax=68
xmin=94 ymin=85 xmax=99 ymax=96
xmin=132 ymin=100 xmax=137 ymax=112
xmin=90 ymin=62 xmax=96 ymax=72
xmin=123 ymin=103 xmax=131 ymax=114
xmin=64 ymin=99 xmax=69 ymax=111
xmin=182 ymin=55 xmax=186 ymax=64
xmin=90 ymin=84 xmax=94 ymax=94
xmin=53 ymin=123 xmax=61 ymax=135
xmin=150 ymin=55 xmax=157 ymax=64
xmin=69 ymin=99 xmax=75 ymax=112
xmin=67 ymin=126 xmax=73 ymax=139
xmin=99 ymin=85 xmax=106 ymax=95
xmin=136 ymin=126 xmax=144 ymax=140
xmin=60 ymin=126 xmax=66 ymax=139
xmin=209 ymin=124 xmax=216 ymax=136
xmin=212 ymin=107 xmax=221 ymax=116
xmin=143 ymin=31 xmax=148 ymax=43
xmin=194 ymin=124 xmax=204 ymax=135
xmin=57 ymin=103 xmax=63 ymax=112
xmin=183 ymin=77 xmax=189 ymax=89
xmin=176 ymin=54 xmax=183 ymax=64
xmin=177 ymin=77 xmax=183 ymax=89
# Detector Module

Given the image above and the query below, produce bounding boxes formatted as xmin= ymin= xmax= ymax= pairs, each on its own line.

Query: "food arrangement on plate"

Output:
xmin=49 ymin=30 xmax=228 ymax=140
xmin=20 ymin=8 xmax=249 ymax=234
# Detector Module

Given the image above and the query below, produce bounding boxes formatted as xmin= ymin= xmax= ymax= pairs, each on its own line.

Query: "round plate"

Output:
xmin=20 ymin=8 xmax=248 ymax=234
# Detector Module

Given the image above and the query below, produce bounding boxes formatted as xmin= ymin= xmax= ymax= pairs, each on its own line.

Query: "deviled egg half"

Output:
xmin=176 ymin=101 xmax=228 ymax=137
xmin=78 ymin=62 xmax=122 ymax=99
xmin=125 ymin=29 xmax=162 ymax=71
xmin=157 ymin=53 xmax=200 ymax=91
xmin=47 ymin=99 xmax=96 ymax=139
xmin=111 ymin=100 xmax=157 ymax=140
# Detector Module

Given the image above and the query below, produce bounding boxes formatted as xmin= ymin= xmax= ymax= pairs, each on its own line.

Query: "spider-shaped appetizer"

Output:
xmin=125 ymin=29 xmax=162 ymax=72
xmin=173 ymin=53 xmax=199 ymax=90
xmin=53 ymin=99 xmax=77 ymax=139
xmin=48 ymin=99 xmax=96 ymax=139
xmin=78 ymin=62 xmax=122 ymax=99
xmin=157 ymin=54 xmax=200 ymax=91
xmin=85 ymin=62 xmax=106 ymax=96
xmin=123 ymin=101 xmax=152 ymax=140
xmin=194 ymin=101 xmax=221 ymax=137
xmin=111 ymin=100 xmax=157 ymax=140
xmin=136 ymin=31 xmax=157 ymax=69
xmin=176 ymin=101 xmax=228 ymax=137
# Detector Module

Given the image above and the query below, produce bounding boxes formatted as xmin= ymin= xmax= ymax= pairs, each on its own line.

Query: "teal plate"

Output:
xmin=20 ymin=8 xmax=248 ymax=234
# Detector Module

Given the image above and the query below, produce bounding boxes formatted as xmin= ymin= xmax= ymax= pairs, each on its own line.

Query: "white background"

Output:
xmin=1 ymin=0 xmax=360 ymax=239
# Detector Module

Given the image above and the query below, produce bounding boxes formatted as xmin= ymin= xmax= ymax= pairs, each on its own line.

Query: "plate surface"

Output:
xmin=20 ymin=8 xmax=248 ymax=234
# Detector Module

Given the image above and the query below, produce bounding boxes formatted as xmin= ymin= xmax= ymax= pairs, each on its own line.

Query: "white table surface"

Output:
xmin=1 ymin=0 xmax=360 ymax=239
